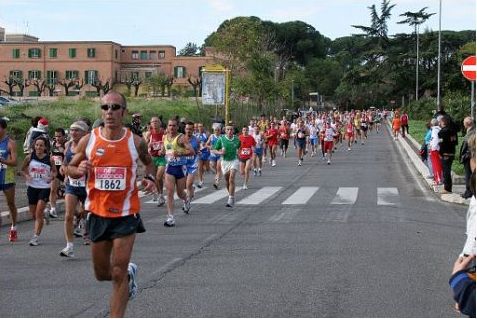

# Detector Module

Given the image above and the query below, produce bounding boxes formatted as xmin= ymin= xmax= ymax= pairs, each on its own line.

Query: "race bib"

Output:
xmin=152 ymin=141 xmax=162 ymax=151
xmin=241 ymin=148 xmax=251 ymax=156
xmin=69 ymin=175 xmax=86 ymax=187
xmin=94 ymin=167 xmax=126 ymax=191
xmin=52 ymin=155 xmax=63 ymax=166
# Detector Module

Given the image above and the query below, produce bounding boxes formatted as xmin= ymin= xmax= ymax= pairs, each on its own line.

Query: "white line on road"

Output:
xmin=193 ymin=188 xmax=241 ymax=204
xmin=144 ymin=186 xmax=207 ymax=204
xmin=281 ymin=187 xmax=319 ymax=205
xmin=236 ymin=187 xmax=282 ymax=205
xmin=377 ymin=187 xmax=400 ymax=206
xmin=330 ymin=187 xmax=359 ymax=205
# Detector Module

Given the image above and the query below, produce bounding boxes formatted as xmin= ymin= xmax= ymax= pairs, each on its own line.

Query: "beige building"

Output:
xmin=0 ymin=30 xmax=216 ymax=97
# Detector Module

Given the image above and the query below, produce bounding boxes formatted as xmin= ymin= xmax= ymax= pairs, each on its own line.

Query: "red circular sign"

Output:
xmin=461 ymin=55 xmax=476 ymax=81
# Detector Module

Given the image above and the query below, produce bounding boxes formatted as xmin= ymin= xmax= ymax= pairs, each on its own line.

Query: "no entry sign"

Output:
xmin=461 ymin=55 xmax=476 ymax=81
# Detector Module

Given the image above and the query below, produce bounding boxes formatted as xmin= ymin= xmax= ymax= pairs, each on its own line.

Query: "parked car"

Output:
xmin=0 ymin=96 xmax=20 ymax=106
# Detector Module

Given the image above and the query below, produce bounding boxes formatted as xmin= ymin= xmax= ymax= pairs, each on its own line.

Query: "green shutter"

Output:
xmin=28 ymin=49 xmax=32 ymax=58
xmin=85 ymin=71 xmax=89 ymax=84
xmin=174 ymin=67 xmax=178 ymax=78
xmin=38 ymin=71 xmax=41 ymax=80
xmin=183 ymin=67 xmax=186 ymax=77
xmin=37 ymin=49 xmax=41 ymax=58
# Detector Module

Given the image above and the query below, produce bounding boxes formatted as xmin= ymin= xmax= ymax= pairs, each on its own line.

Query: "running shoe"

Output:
xmin=73 ymin=226 xmax=83 ymax=238
xmin=49 ymin=208 xmax=58 ymax=218
xmin=164 ymin=216 xmax=176 ymax=227
xmin=8 ymin=229 xmax=17 ymax=242
xmin=298 ymin=160 xmax=302 ymax=166
xmin=253 ymin=169 xmax=257 ymax=176
xmin=29 ymin=236 xmax=39 ymax=246
xmin=60 ymin=246 xmax=74 ymax=258
xmin=347 ymin=147 xmax=351 ymax=151
xmin=183 ymin=199 xmax=191 ymax=214
xmin=128 ymin=262 xmax=138 ymax=300
xmin=258 ymin=169 xmax=262 ymax=176
xmin=226 ymin=197 xmax=234 ymax=208
xmin=272 ymin=160 xmax=276 ymax=167
xmin=197 ymin=181 xmax=204 ymax=188
xmin=327 ymin=160 xmax=331 ymax=165
xmin=152 ymin=193 xmax=158 ymax=202
xmin=157 ymin=195 xmax=166 ymax=207
xmin=242 ymin=184 xmax=248 ymax=190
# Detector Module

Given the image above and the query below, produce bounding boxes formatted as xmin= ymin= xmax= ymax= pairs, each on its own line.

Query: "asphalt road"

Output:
xmin=0 ymin=127 xmax=467 ymax=317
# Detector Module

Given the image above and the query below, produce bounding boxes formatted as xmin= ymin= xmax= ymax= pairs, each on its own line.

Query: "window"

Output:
xmin=68 ymin=48 xmax=76 ymax=58
xmin=115 ymin=49 xmax=118 ymax=59
xmin=28 ymin=70 xmax=41 ymax=80
xmin=87 ymin=48 xmax=96 ymax=58
xmin=140 ymin=50 xmax=148 ymax=60
xmin=85 ymin=70 xmax=98 ymax=84
xmin=131 ymin=72 xmax=139 ymax=80
xmin=28 ymin=48 xmax=41 ymax=58
xmin=49 ymin=48 xmax=57 ymax=58
xmin=174 ymin=66 xmax=186 ymax=78
xmin=65 ymin=70 xmax=79 ymax=80
xmin=131 ymin=51 xmax=139 ymax=60
xmin=12 ymin=48 xmax=20 ymax=59
xmin=46 ymin=70 xmax=58 ymax=85
xmin=159 ymin=51 xmax=165 ymax=59
xmin=149 ymin=51 xmax=157 ymax=60
xmin=145 ymin=72 xmax=152 ymax=79
xmin=10 ymin=70 xmax=23 ymax=80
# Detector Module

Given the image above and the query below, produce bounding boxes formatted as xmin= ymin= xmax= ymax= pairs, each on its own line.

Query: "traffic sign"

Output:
xmin=461 ymin=55 xmax=476 ymax=81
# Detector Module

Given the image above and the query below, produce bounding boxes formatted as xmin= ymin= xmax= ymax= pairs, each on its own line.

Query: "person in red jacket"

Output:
xmin=400 ymin=112 xmax=409 ymax=138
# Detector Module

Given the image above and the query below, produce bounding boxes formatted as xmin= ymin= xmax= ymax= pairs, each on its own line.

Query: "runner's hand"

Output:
xmin=141 ymin=178 xmax=157 ymax=194
xmin=78 ymin=160 xmax=91 ymax=176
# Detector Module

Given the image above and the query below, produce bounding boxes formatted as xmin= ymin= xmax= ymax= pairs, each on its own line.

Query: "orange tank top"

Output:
xmin=85 ymin=127 xmax=139 ymax=218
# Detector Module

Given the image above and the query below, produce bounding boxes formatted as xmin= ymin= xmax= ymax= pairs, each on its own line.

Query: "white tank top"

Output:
xmin=27 ymin=153 xmax=52 ymax=189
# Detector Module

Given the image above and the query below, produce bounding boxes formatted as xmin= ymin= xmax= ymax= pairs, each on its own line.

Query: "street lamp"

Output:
xmin=437 ymin=0 xmax=442 ymax=111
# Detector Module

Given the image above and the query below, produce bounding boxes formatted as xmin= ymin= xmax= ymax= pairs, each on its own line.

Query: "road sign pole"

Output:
xmin=225 ymin=69 xmax=231 ymax=124
xmin=470 ymin=81 xmax=475 ymax=119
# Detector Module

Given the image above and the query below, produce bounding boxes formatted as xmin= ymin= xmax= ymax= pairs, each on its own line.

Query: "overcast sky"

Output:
xmin=0 ymin=0 xmax=475 ymax=49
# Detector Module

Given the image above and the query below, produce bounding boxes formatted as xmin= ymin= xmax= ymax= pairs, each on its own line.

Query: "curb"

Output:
xmin=387 ymin=122 xmax=470 ymax=206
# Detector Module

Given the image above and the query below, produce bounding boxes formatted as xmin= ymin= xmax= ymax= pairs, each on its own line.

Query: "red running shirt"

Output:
xmin=239 ymin=135 xmax=256 ymax=160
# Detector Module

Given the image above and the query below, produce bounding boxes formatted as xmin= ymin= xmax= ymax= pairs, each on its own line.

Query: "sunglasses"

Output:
xmin=100 ymin=104 xmax=123 ymax=111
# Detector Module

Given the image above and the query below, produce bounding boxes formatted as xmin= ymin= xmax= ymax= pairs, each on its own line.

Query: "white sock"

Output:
xmin=66 ymin=242 xmax=74 ymax=249
xmin=11 ymin=225 xmax=16 ymax=230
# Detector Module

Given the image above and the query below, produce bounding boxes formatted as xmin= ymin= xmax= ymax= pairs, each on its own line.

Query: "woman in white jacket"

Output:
xmin=429 ymin=118 xmax=443 ymax=189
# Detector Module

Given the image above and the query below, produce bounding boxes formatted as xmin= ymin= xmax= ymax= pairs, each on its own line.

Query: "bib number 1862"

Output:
xmin=94 ymin=167 xmax=126 ymax=191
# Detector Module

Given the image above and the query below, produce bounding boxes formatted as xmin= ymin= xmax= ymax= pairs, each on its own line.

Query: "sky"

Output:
xmin=0 ymin=0 xmax=475 ymax=49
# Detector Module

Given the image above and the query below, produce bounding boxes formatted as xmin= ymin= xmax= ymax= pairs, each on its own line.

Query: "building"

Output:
xmin=0 ymin=29 xmax=216 ymax=97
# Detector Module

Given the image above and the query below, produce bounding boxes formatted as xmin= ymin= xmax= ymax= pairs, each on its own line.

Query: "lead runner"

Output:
xmin=67 ymin=91 xmax=157 ymax=317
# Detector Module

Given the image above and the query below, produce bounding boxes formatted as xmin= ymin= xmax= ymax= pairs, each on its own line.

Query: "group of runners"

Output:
xmin=0 ymin=90 xmax=386 ymax=316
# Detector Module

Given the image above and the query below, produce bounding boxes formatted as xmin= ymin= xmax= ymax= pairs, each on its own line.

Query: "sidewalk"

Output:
xmin=387 ymin=123 xmax=470 ymax=206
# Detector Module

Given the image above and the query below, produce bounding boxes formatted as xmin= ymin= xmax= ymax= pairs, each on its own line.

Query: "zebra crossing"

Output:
xmin=143 ymin=186 xmax=401 ymax=207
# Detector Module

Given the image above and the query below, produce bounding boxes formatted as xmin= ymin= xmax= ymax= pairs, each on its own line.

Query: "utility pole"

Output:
xmin=437 ymin=0 xmax=442 ymax=111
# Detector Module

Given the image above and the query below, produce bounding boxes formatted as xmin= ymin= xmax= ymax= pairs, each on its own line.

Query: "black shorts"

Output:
xmin=280 ymin=139 xmax=289 ymax=149
xmin=297 ymin=139 xmax=306 ymax=150
xmin=239 ymin=157 xmax=251 ymax=164
xmin=87 ymin=213 xmax=146 ymax=243
xmin=27 ymin=186 xmax=50 ymax=205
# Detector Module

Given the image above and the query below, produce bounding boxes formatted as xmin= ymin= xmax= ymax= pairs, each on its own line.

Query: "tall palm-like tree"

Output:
xmin=398 ymin=7 xmax=435 ymax=101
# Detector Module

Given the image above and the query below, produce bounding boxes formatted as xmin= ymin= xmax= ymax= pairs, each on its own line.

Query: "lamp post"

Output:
xmin=437 ymin=0 xmax=442 ymax=111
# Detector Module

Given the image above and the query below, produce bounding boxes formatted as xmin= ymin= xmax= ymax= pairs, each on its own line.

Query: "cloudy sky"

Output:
xmin=0 ymin=0 xmax=474 ymax=49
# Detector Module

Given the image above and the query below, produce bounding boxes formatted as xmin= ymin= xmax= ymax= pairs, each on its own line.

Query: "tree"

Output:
xmin=91 ymin=79 xmax=112 ymax=96
xmin=29 ymin=79 xmax=47 ymax=96
xmin=57 ymin=78 xmax=79 ymax=96
xmin=46 ymin=83 xmax=56 ymax=96
xmin=178 ymin=42 xmax=200 ymax=56
xmin=397 ymin=7 xmax=435 ymax=101
xmin=120 ymin=77 xmax=142 ymax=97
xmin=13 ymin=78 xmax=30 ymax=97
xmin=187 ymin=76 xmax=202 ymax=108
xmin=3 ymin=77 xmax=17 ymax=96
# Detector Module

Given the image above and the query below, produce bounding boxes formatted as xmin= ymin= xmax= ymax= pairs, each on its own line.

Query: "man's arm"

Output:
xmin=66 ymin=134 xmax=90 ymax=179
xmin=134 ymin=135 xmax=157 ymax=193
xmin=1 ymin=138 xmax=17 ymax=167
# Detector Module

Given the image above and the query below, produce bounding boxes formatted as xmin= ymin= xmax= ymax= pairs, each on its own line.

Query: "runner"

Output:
xmin=184 ymin=122 xmax=199 ymax=213
xmin=257 ymin=114 xmax=268 ymax=162
xmin=144 ymin=117 xmax=166 ymax=207
xmin=354 ymin=112 xmax=362 ymax=144
xmin=392 ymin=114 xmax=401 ymax=141
xmin=48 ymin=127 xmax=67 ymax=218
xmin=323 ymin=122 xmax=337 ymax=165
xmin=252 ymin=125 xmax=264 ymax=176
xmin=212 ymin=124 xmax=240 ymax=207
xmin=22 ymin=136 xmax=57 ymax=246
xmin=59 ymin=121 xmax=89 ymax=257
xmin=0 ymin=118 xmax=18 ymax=242
xmin=238 ymin=125 xmax=256 ymax=190
xmin=346 ymin=119 xmax=355 ymax=151
xmin=360 ymin=113 xmax=368 ymax=144
xmin=162 ymin=119 xmax=194 ymax=226
xmin=278 ymin=120 xmax=290 ymax=157
xmin=265 ymin=122 xmax=279 ymax=167
xmin=308 ymin=121 xmax=318 ymax=157
xmin=207 ymin=125 xmax=222 ymax=189
xmin=296 ymin=119 xmax=309 ymax=166
xmin=195 ymin=123 xmax=210 ymax=188
xmin=67 ymin=91 xmax=157 ymax=317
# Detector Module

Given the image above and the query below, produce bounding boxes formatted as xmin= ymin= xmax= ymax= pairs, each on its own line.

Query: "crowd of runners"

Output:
xmin=0 ymin=91 xmax=389 ymax=316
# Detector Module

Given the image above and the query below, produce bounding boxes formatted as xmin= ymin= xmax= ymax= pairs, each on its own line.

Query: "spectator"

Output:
xmin=127 ymin=112 xmax=143 ymax=137
xmin=400 ymin=111 xmax=409 ymax=138
xmin=429 ymin=118 xmax=443 ymax=189
xmin=178 ymin=117 xmax=186 ymax=134
xmin=461 ymin=133 xmax=475 ymax=258
xmin=459 ymin=117 xmax=475 ymax=199
xmin=23 ymin=116 xmax=42 ymax=154
xmin=438 ymin=115 xmax=458 ymax=193
xmin=423 ymin=120 xmax=434 ymax=179
xmin=27 ymin=118 xmax=50 ymax=152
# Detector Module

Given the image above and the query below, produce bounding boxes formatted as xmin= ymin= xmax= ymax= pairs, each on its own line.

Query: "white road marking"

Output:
xmin=330 ymin=187 xmax=358 ymax=205
xmin=281 ymin=187 xmax=319 ymax=205
xmin=144 ymin=186 xmax=207 ymax=204
xmin=236 ymin=187 xmax=282 ymax=205
xmin=377 ymin=187 xmax=400 ymax=206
